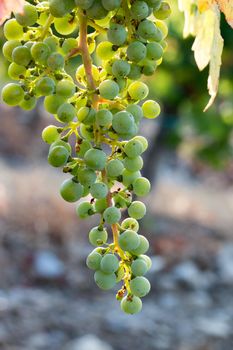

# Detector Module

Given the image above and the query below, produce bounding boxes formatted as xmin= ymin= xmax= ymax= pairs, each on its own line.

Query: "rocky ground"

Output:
xmin=0 ymin=158 xmax=233 ymax=350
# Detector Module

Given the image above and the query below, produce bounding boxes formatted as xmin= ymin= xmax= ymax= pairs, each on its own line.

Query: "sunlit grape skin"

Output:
xmin=0 ymin=0 xmax=169 ymax=315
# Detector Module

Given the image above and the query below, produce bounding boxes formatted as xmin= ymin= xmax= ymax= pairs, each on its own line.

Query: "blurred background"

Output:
xmin=0 ymin=3 xmax=233 ymax=350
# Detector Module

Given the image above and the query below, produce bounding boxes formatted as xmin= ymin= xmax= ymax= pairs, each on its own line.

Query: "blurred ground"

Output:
xmin=0 ymin=128 xmax=233 ymax=350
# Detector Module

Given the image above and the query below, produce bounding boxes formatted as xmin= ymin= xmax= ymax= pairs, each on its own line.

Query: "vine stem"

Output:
xmin=122 ymin=0 xmax=133 ymax=38
xmin=40 ymin=14 xmax=54 ymax=40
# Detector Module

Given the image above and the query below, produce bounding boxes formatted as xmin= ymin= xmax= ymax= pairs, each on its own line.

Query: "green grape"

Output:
xmin=1 ymin=83 xmax=24 ymax=106
xmin=128 ymin=81 xmax=149 ymax=101
xmin=107 ymin=23 xmax=127 ymax=46
xmin=130 ymin=1 xmax=149 ymax=20
xmin=20 ymin=95 xmax=37 ymax=111
xmin=44 ymin=95 xmax=66 ymax=114
xmin=154 ymin=1 xmax=171 ymax=19
xmin=113 ymin=193 xmax=129 ymax=209
xmin=44 ymin=37 xmax=60 ymax=52
xmin=37 ymin=11 xmax=49 ymax=26
xmin=95 ymin=198 xmax=108 ymax=213
xmin=140 ymin=254 xmax=152 ymax=270
xmin=96 ymin=109 xmax=113 ymax=127
xmin=86 ymin=250 xmax=102 ymax=270
xmin=124 ymin=156 xmax=143 ymax=172
xmin=56 ymin=79 xmax=76 ymax=98
xmin=99 ymin=80 xmax=119 ymax=100
xmin=12 ymin=46 xmax=31 ymax=67
xmin=142 ymin=61 xmax=157 ymax=76
xmin=133 ymin=177 xmax=151 ymax=196
xmin=61 ymin=38 xmax=78 ymax=54
xmin=155 ymin=19 xmax=168 ymax=39
xmin=2 ymin=40 xmax=21 ymax=62
xmin=131 ymin=258 xmax=148 ymax=276
xmin=124 ymin=139 xmax=143 ymax=158
xmin=128 ymin=63 xmax=142 ymax=80
xmin=42 ymin=125 xmax=60 ymax=144
xmin=137 ymin=19 xmax=162 ymax=41
xmin=80 ymin=124 xmax=94 ymax=141
xmin=112 ymin=60 xmax=130 ymax=78
xmin=48 ymin=145 xmax=70 ymax=167
xmin=94 ymin=270 xmax=116 ymax=290
xmin=47 ymin=53 xmax=65 ymax=70
xmin=76 ymin=139 xmax=92 ymax=158
xmin=78 ymin=167 xmax=97 ymax=186
xmin=50 ymin=140 xmax=72 ymax=153
xmin=132 ymin=136 xmax=148 ymax=152
xmin=76 ymin=201 xmax=94 ymax=218
xmin=89 ymin=226 xmax=108 ymax=246
xmin=121 ymin=295 xmax=142 ymax=314
xmin=130 ymin=235 xmax=149 ymax=255
xmin=90 ymin=182 xmax=108 ymax=199
xmin=31 ymin=42 xmax=50 ymax=64
xmin=128 ymin=201 xmax=146 ymax=220
xmin=57 ymin=103 xmax=76 ymax=123
xmin=100 ymin=254 xmax=119 ymax=273
xmin=142 ymin=100 xmax=161 ymax=119
xmin=79 ymin=107 xmax=96 ymax=125
xmin=84 ymin=148 xmax=107 ymax=170
xmin=3 ymin=19 xmax=24 ymax=40
xmin=103 ymin=206 xmax=121 ymax=225
xmin=112 ymin=111 xmax=135 ymax=135
xmin=8 ymin=63 xmax=26 ymax=80
xmin=49 ymin=0 xmax=76 ymax=17
xmin=60 ymin=178 xmax=84 ymax=202
xmin=86 ymin=0 xmax=108 ymax=19
xmin=121 ymin=218 xmax=139 ymax=232
xmin=96 ymin=41 xmax=115 ymax=61
xmin=14 ymin=3 xmax=38 ymax=26
xmin=106 ymin=159 xmax=124 ymax=177
xmin=75 ymin=0 xmax=94 ymax=9
xmin=127 ymin=41 xmax=147 ymax=63
xmin=126 ymin=105 xmax=143 ymax=124
xmin=122 ymin=169 xmax=141 ymax=187
xmin=146 ymin=42 xmax=163 ymax=61
xmin=119 ymin=230 xmax=140 ymax=251
xmin=35 ymin=77 xmax=56 ymax=96
xmin=76 ymin=64 xmax=100 ymax=85
xmin=54 ymin=15 xmax=78 ymax=35
xmin=130 ymin=276 xmax=151 ymax=297
xmin=102 ymin=0 xmax=121 ymax=11
xmin=147 ymin=0 xmax=162 ymax=9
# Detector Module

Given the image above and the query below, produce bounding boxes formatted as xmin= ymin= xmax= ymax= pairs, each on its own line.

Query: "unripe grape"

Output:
xmin=124 ymin=139 xmax=143 ymax=158
xmin=3 ymin=40 xmax=21 ymax=61
xmin=106 ymin=159 xmax=124 ymax=177
xmin=76 ymin=139 xmax=92 ymax=158
xmin=130 ymin=276 xmax=151 ymax=297
xmin=154 ymin=1 xmax=171 ymax=19
xmin=80 ymin=124 xmax=94 ymax=141
xmin=54 ymin=15 xmax=78 ymax=35
xmin=99 ymin=80 xmax=119 ymax=100
xmin=107 ymin=23 xmax=127 ymax=46
xmin=3 ymin=19 xmax=24 ymax=40
xmin=142 ymin=62 xmax=157 ymax=76
xmin=121 ymin=218 xmax=139 ymax=232
xmin=128 ymin=81 xmax=149 ymax=101
xmin=128 ymin=63 xmax=142 ymax=80
xmin=14 ymin=3 xmax=38 ymax=27
xmin=78 ymin=167 xmax=97 ymax=186
xmin=112 ymin=60 xmax=130 ymax=78
xmin=61 ymin=38 xmax=78 ymax=54
xmin=86 ymin=0 xmax=108 ymax=19
xmin=31 ymin=42 xmax=50 ymax=64
xmin=102 ymin=0 xmax=121 ymax=11
xmin=140 ymin=254 xmax=152 ymax=270
xmin=96 ymin=41 xmax=115 ymax=60
xmin=84 ymin=148 xmax=107 ymax=170
xmin=121 ymin=295 xmax=142 ymax=314
xmin=47 ymin=53 xmax=65 ymax=70
xmin=76 ymin=201 xmax=94 ymax=218
xmin=44 ymin=95 xmax=66 ymax=114
xmin=146 ymin=42 xmax=163 ymax=61
xmin=95 ymin=198 xmax=108 ymax=213
xmin=124 ymin=156 xmax=143 ymax=172
xmin=35 ymin=77 xmax=56 ymax=96
xmin=130 ymin=235 xmax=149 ymax=255
xmin=137 ymin=19 xmax=159 ymax=40
xmin=119 ymin=230 xmax=140 ymax=251
xmin=86 ymin=251 xmax=102 ymax=270
xmin=147 ymin=0 xmax=162 ymax=9
xmin=50 ymin=140 xmax=72 ymax=154
xmin=94 ymin=270 xmax=116 ymax=290
xmin=49 ymin=0 xmax=76 ymax=17
xmin=60 ymin=179 xmax=84 ymax=202
xmin=128 ymin=201 xmax=146 ymax=220
xmin=131 ymin=258 xmax=148 ymax=276
xmin=112 ymin=111 xmax=135 ymax=135
xmin=42 ymin=125 xmax=60 ymax=144
xmin=122 ymin=170 xmax=141 ymax=187
xmin=48 ymin=146 xmax=69 ymax=167
xmin=103 ymin=206 xmax=121 ymax=225
xmin=57 ymin=103 xmax=77 ymax=123
xmin=127 ymin=41 xmax=147 ymax=63
xmin=126 ymin=105 xmax=143 ymax=124
xmin=90 ymin=182 xmax=108 ymax=199
xmin=96 ymin=109 xmax=113 ymax=127
xmin=100 ymin=254 xmax=119 ymax=273
xmin=155 ymin=19 xmax=168 ymax=39
xmin=142 ymin=100 xmax=161 ymax=119
xmin=89 ymin=226 xmax=108 ymax=246
xmin=132 ymin=136 xmax=148 ymax=152
xmin=44 ymin=37 xmax=60 ymax=53
xmin=56 ymin=80 xmax=76 ymax=98
xmin=20 ymin=96 xmax=37 ymax=111
xmin=12 ymin=46 xmax=31 ymax=67
xmin=8 ymin=63 xmax=26 ymax=80
xmin=133 ymin=177 xmax=151 ymax=196
xmin=1 ymin=83 xmax=24 ymax=106
xmin=75 ymin=0 xmax=94 ymax=9
xmin=130 ymin=1 xmax=149 ymax=20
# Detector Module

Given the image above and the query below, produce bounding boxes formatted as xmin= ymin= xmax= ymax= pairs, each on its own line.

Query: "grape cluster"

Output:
xmin=1 ymin=0 xmax=170 ymax=314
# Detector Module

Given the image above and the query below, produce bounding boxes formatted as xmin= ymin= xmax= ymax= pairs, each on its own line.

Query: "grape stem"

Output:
xmin=40 ymin=14 xmax=54 ymax=40
xmin=122 ymin=0 xmax=134 ymax=38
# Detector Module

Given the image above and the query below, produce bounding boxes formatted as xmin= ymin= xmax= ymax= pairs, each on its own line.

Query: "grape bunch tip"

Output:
xmin=1 ymin=0 xmax=171 ymax=315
